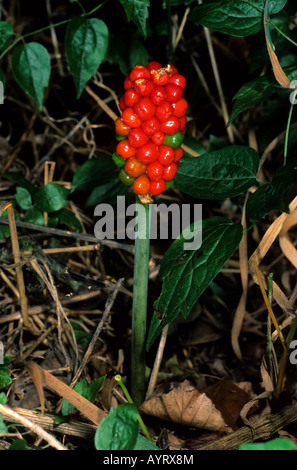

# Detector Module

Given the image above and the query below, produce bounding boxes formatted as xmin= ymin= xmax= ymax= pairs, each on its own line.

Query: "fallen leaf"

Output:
xmin=202 ymin=380 xmax=251 ymax=430
xmin=139 ymin=380 xmax=246 ymax=433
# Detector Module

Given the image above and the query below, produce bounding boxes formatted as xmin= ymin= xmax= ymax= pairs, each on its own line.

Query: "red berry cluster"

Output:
xmin=113 ymin=62 xmax=187 ymax=197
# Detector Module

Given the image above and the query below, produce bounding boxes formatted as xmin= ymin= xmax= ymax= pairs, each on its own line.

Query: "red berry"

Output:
xmin=151 ymin=86 xmax=168 ymax=106
xmin=119 ymin=95 xmax=126 ymax=111
xmin=146 ymin=61 xmax=162 ymax=71
xmin=115 ymin=117 xmax=130 ymax=136
xmin=146 ymin=161 xmax=164 ymax=181
xmin=163 ymin=163 xmax=177 ymax=181
xmin=168 ymin=74 xmax=186 ymax=89
xmin=158 ymin=145 xmax=175 ymax=165
xmin=136 ymin=141 xmax=159 ymax=164
xmin=121 ymin=108 xmax=142 ymax=128
xmin=124 ymin=88 xmax=140 ymax=107
xmin=159 ymin=116 xmax=180 ymax=135
xmin=151 ymin=70 xmax=170 ymax=86
xmin=179 ymin=116 xmax=187 ymax=130
xmin=116 ymin=139 xmax=136 ymax=159
xmin=141 ymin=116 xmax=160 ymax=136
xmin=151 ymin=131 xmax=165 ymax=146
xmin=150 ymin=179 xmax=166 ymax=196
xmin=174 ymin=147 xmax=183 ymax=162
xmin=133 ymin=174 xmax=150 ymax=195
xmin=134 ymin=78 xmax=155 ymax=96
xmin=124 ymin=77 xmax=133 ymax=90
xmin=165 ymin=83 xmax=183 ymax=103
xmin=165 ymin=64 xmax=178 ymax=75
xmin=128 ymin=128 xmax=149 ymax=148
xmin=156 ymin=101 xmax=173 ymax=122
xmin=130 ymin=65 xmax=151 ymax=82
xmin=172 ymin=97 xmax=188 ymax=117
xmin=134 ymin=97 xmax=156 ymax=120
xmin=125 ymin=156 xmax=147 ymax=177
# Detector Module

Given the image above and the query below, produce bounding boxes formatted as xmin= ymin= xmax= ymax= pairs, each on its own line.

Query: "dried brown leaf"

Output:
xmin=140 ymin=380 xmax=249 ymax=433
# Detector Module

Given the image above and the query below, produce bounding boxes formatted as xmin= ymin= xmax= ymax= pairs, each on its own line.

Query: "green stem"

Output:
xmin=115 ymin=374 xmax=152 ymax=442
xmin=131 ymin=198 xmax=150 ymax=406
xmin=284 ymin=90 xmax=297 ymax=166
xmin=0 ymin=1 xmax=110 ymax=61
xmin=269 ymin=20 xmax=297 ymax=48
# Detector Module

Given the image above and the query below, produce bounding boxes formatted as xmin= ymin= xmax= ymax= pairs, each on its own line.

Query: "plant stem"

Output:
xmin=284 ymin=90 xmax=297 ymax=165
xmin=131 ymin=198 xmax=150 ymax=405
xmin=115 ymin=375 xmax=152 ymax=442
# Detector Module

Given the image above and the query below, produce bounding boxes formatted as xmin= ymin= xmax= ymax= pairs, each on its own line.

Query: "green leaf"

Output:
xmin=239 ymin=438 xmax=297 ymax=450
xmin=0 ymin=22 xmax=13 ymax=50
xmin=24 ymin=208 xmax=44 ymax=226
xmin=15 ymin=187 xmax=33 ymax=210
xmin=228 ymin=76 xmax=280 ymax=125
xmin=62 ymin=377 xmax=105 ymax=416
xmin=11 ymin=42 xmax=51 ymax=110
xmin=65 ymin=16 xmax=109 ymax=98
xmin=246 ymin=154 xmax=297 ymax=220
xmin=86 ymin=178 xmax=130 ymax=207
xmin=0 ymin=354 xmax=12 ymax=389
xmin=134 ymin=434 xmax=160 ymax=450
xmin=72 ymin=155 xmax=115 ymax=191
xmin=55 ymin=208 xmax=82 ymax=230
xmin=189 ymin=0 xmax=288 ymax=37
xmin=9 ymin=439 xmax=29 ymax=450
xmin=34 ymin=183 xmax=69 ymax=213
xmin=147 ymin=217 xmax=243 ymax=349
xmin=118 ymin=0 xmax=150 ymax=38
xmin=1 ymin=173 xmax=36 ymax=196
xmin=94 ymin=403 xmax=139 ymax=450
xmin=0 ymin=392 xmax=8 ymax=433
xmin=174 ymin=145 xmax=259 ymax=200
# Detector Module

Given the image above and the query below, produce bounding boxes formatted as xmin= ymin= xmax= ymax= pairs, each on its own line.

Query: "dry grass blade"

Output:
xmin=253 ymin=259 xmax=287 ymax=352
xmin=0 ymin=202 xmax=30 ymax=329
xmin=279 ymin=208 xmax=297 ymax=270
xmin=231 ymin=196 xmax=249 ymax=360
xmin=26 ymin=361 xmax=107 ymax=426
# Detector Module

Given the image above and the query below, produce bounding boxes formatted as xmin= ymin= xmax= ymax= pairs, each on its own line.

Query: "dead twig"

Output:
xmin=0 ymin=403 xmax=67 ymax=450
xmin=198 ymin=405 xmax=297 ymax=450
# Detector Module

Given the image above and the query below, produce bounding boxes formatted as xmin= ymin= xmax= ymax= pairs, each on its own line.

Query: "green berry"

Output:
xmin=118 ymin=168 xmax=135 ymax=186
xmin=162 ymin=131 xmax=183 ymax=149
xmin=112 ymin=152 xmax=126 ymax=168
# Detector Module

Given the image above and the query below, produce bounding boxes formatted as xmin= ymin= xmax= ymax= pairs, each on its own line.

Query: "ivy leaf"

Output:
xmin=65 ymin=16 xmax=109 ymax=98
xmin=11 ymin=42 xmax=51 ymax=110
xmin=34 ymin=183 xmax=69 ymax=213
xmin=118 ymin=0 xmax=150 ymax=38
xmin=189 ymin=0 xmax=288 ymax=37
xmin=175 ymin=145 xmax=259 ymax=200
xmin=147 ymin=217 xmax=243 ymax=349
xmin=15 ymin=187 xmax=33 ymax=210
xmin=94 ymin=404 xmax=139 ymax=450
xmin=24 ymin=208 xmax=44 ymax=226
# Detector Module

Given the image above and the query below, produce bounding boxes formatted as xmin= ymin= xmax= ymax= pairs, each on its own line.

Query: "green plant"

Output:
xmin=239 ymin=438 xmax=297 ymax=450
xmin=1 ymin=0 xmax=297 ymax=451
